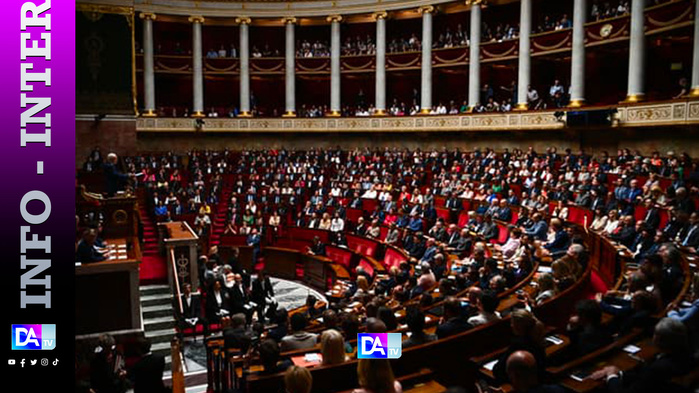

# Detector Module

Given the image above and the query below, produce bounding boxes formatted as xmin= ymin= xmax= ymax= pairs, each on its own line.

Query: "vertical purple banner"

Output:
xmin=0 ymin=0 xmax=75 ymax=388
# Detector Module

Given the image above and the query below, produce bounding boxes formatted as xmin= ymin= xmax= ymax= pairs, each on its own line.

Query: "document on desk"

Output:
xmin=623 ymin=344 xmax=641 ymax=354
xmin=545 ymin=335 xmax=564 ymax=345
xmin=570 ymin=370 xmax=591 ymax=382
xmin=483 ymin=359 xmax=498 ymax=371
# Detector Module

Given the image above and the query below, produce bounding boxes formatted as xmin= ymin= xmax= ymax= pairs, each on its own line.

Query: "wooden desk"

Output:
xmin=555 ymin=338 xmax=657 ymax=393
xmin=265 ymin=247 xmax=301 ymax=280
xmin=75 ymin=238 xmax=141 ymax=335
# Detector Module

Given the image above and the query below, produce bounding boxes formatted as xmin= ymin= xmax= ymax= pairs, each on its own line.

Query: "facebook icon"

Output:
xmin=357 ymin=333 xmax=402 ymax=359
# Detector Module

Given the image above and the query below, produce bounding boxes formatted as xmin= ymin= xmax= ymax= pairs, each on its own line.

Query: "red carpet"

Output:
xmin=139 ymin=206 xmax=168 ymax=284
xmin=140 ymin=255 xmax=168 ymax=284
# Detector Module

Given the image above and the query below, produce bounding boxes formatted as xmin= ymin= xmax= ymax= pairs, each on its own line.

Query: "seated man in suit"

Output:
xmin=524 ymin=213 xmax=548 ymax=241
xmin=402 ymin=307 xmax=437 ymax=349
xmin=76 ymin=228 xmax=107 ymax=263
xmin=566 ymin=299 xmax=613 ymax=357
xmin=307 ymin=236 xmax=326 ymax=257
xmin=542 ymin=218 xmax=570 ymax=257
xmin=252 ymin=270 xmax=275 ymax=323
xmin=591 ymin=318 xmax=695 ymax=393
xmin=230 ymin=274 xmax=253 ymax=323
xmin=205 ymin=280 xmax=231 ymax=324
xmin=127 ymin=338 xmax=166 ymax=393
xmin=223 ymin=313 xmax=253 ymax=354
xmin=436 ymin=297 xmax=473 ymax=339
xmin=176 ymin=283 xmax=208 ymax=338
xmin=280 ymin=313 xmax=318 ymax=352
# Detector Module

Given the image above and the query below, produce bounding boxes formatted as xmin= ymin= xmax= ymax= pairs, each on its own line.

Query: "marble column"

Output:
xmin=283 ymin=17 xmax=297 ymax=117
xmin=569 ymin=0 xmax=586 ymax=107
xmin=237 ymin=17 xmax=252 ymax=116
xmin=140 ymin=13 xmax=157 ymax=116
xmin=189 ymin=16 xmax=205 ymax=117
xmin=691 ymin=0 xmax=699 ymax=95
xmin=374 ymin=11 xmax=387 ymax=115
xmin=328 ymin=15 xmax=343 ymax=116
xmin=625 ymin=0 xmax=646 ymax=102
xmin=419 ymin=5 xmax=434 ymax=114
xmin=516 ymin=0 xmax=531 ymax=110
xmin=468 ymin=1 xmax=482 ymax=110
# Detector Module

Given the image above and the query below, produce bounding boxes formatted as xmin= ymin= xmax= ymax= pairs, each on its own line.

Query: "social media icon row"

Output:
xmin=8 ymin=358 xmax=58 ymax=367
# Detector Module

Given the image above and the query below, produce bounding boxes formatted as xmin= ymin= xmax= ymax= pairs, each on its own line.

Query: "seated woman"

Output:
xmin=353 ymin=358 xmax=403 ymax=393
xmin=318 ymin=212 xmax=332 ymax=230
xmin=320 ymin=329 xmax=348 ymax=365
xmin=284 ymin=366 xmax=312 ymax=393
xmin=532 ymin=273 xmax=557 ymax=306
xmin=590 ymin=207 xmax=608 ymax=232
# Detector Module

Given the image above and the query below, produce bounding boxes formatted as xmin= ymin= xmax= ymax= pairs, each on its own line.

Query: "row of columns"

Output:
xmin=140 ymin=0 xmax=699 ymax=117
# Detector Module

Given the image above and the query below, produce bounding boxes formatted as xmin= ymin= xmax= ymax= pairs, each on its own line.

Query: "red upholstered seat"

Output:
xmin=383 ymin=247 xmax=406 ymax=269
xmin=358 ymin=257 xmax=375 ymax=276
xmin=347 ymin=234 xmax=378 ymax=258
xmin=325 ymin=245 xmax=352 ymax=270
xmin=436 ymin=207 xmax=450 ymax=222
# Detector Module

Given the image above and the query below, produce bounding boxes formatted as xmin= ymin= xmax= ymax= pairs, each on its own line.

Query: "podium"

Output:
xmin=160 ymin=221 xmax=201 ymax=292
xmin=75 ymin=189 xmax=142 ymax=336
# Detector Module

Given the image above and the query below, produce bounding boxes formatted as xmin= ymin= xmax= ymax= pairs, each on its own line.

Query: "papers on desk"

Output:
xmin=545 ymin=335 xmax=564 ymax=346
xmin=482 ymin=359 xmax=498 ymax=371
xmin=305 ymin=353 xmax=321 ymax=362
xmin=291 ymin=353 xmax=323 ymax=367
xmin=537 ymin=266 xmax=552 ymax=273
xmin=623 ymin=344 xmax=641 ymax=354
xmin=570 ymin=370 xmax=591 ymax=382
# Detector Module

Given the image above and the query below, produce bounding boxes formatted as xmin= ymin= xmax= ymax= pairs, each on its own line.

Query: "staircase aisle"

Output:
xmin=208 ymin=184 xmax=232 ymax=247
xmin=140 ymin=284 xmax=176 ymax=368
xmin=138 ymin=205 xmax=168 ymax=284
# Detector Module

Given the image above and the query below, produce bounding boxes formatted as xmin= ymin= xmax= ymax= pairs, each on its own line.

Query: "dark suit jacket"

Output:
xmin=643 ymin=208 xmax=661 ymax=229
xmin=544 ymin=230 xmax=571 ymax=254
xmin=179 ymin=293 xmax=202 ymax=319
xmin=611 ymin=226 xmax=637 ymax=248
xmin=607 ymin=352 xmax=695 ymax=393
xmin=129 ymin=353 xmax=166 ymax=393
xmin=252 ymin=277 xmax=274 ymax=305
xmin=436 ymin=317 xmax=472 ymax=339
xmin=206 ymin=289 xmax=231 ymax=321
xmin=230 ymin=284 xmax=249 ymax=314
xmin=103 ymin=162 xmax=129 ymax=197
xmin=222 ymin=326 xmax=252 ymax=352
xmin=76 ymin=240 xmax=106 ymax=263
xmin=310 ymin=242 xmax=326 ymax=256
